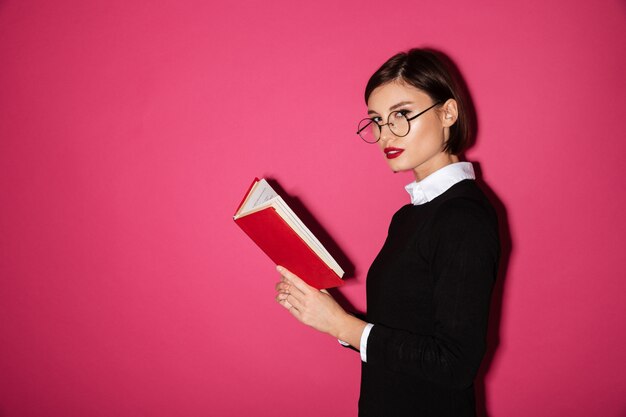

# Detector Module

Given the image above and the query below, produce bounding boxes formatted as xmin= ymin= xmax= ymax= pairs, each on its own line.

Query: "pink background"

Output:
xmin=2 ymin=1 xmax=626 ymax=416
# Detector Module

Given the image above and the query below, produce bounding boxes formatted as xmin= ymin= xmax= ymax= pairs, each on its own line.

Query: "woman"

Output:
xmin=275 ymin=48 xmax=500 ymax=417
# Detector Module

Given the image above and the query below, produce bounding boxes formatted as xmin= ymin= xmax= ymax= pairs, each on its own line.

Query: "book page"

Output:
xmin=273 ymin=197 xmax=344 ymax=278
xmin=237 ymin=179 xmax=278 ymax=217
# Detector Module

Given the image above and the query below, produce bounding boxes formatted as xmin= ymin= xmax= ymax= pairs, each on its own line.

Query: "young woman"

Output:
xmin=275 ymin=48 xmax=500 ymax=417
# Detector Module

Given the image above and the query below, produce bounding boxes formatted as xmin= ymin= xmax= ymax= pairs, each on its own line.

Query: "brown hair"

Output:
xmin=364 ymin=48 xmax=475 ymax=155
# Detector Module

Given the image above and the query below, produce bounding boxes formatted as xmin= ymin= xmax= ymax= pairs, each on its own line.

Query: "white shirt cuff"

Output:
xmin=337 ymin=323 xmax=374 ymax=362
xmin=359 ymin=323 xmax=374 ymax=363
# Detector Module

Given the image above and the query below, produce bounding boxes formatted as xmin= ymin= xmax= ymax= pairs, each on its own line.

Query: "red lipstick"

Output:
xmin=384 ymin=147 xmax=404 ymax=159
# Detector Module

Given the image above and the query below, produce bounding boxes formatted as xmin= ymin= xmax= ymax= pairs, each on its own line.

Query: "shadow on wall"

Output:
xmin=257 ymin=179 xmax=366 ymax=330
xmin=432 ymin=47 xmax=513 ymax=417
xmin=474 ymin=163 xmax=513 ymax=417
xmin=264 ymin=178 xmax=357 ymax=281
xmin=264 ymin=179 xmax=363 ymax=316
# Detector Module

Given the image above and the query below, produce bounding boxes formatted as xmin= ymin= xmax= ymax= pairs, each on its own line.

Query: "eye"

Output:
xmin=394 ymin=109 xmax=411 ymax=118
xmin=371 ymin=116 xmax=383 ymax=124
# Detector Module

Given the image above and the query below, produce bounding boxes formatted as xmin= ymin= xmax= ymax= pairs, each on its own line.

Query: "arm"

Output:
xmin=275 ymin=266 xmax=368 ymax=349
xmin=366 ymin=200 xmax=499 ymax=389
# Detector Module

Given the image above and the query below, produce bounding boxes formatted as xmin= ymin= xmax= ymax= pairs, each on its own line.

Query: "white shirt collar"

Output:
xmin=404 ymin=162 xmax=475 ymax=205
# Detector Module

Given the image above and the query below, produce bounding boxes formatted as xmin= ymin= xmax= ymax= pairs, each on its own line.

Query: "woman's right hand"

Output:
xmin=274 ymin=266 xmax=366 ymax=347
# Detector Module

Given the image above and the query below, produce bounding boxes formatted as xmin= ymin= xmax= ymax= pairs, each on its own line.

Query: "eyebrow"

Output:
xmin=367 ymin=101 xmax=414 ymax=115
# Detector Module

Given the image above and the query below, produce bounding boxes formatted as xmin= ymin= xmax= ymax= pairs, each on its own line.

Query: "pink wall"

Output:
xmin=1 ymin=0 xmax=625 ymax=416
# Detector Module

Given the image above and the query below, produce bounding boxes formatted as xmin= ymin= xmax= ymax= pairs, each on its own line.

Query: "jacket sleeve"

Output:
xmin=365 ymin=199 xmax=500 ymax=389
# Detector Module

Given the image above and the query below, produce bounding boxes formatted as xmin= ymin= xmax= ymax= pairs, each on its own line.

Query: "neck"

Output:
xmin=412 ymin=153 xmax=459 ymax=181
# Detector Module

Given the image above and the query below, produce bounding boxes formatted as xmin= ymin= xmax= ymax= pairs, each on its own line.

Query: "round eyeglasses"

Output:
xmin=356 ymin=101 xmax=442 ymax=144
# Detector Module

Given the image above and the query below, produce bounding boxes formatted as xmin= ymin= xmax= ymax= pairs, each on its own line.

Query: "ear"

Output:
xmin=440 ymin=99 xmax=458 ymax=127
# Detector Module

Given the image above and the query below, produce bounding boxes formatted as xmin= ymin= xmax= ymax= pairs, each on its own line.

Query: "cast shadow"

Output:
xmin=264 ymin=178 xmax=362 ymax=314
xmin=472 ymin=162 xmax=513 ymax=417
xmin=428 ymin=47 xmax=512 ymax=417
xmin=264 ymin=178 xmax=356 ymax=282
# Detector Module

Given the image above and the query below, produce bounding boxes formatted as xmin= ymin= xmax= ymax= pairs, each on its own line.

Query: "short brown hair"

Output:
xmin=364 ymin=48 xmax=475 ymax=155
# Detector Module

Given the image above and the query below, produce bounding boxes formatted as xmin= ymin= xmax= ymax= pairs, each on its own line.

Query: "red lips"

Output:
xmin=384 ymin=147 xmax=404 ymax=159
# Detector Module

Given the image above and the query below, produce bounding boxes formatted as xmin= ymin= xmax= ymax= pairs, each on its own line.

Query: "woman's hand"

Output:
xmin=274 ymin=265 xmax=366 ymax=346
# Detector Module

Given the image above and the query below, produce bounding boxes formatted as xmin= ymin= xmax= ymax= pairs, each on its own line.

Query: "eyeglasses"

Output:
xmin=356 ymin=101 xmax=442 ymax=144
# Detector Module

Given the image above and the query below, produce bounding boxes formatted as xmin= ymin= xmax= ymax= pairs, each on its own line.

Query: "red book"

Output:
xmin=233 ymin=178 xmax=345 ymax=290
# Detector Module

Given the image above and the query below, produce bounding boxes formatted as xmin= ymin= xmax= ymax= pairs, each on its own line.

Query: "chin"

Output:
xmin=386 ymin=160 xmax=414 ymax=173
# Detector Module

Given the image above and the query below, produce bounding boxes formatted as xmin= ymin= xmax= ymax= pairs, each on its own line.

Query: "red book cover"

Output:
xmin=233 ymin=180 xmax=344 ymax=290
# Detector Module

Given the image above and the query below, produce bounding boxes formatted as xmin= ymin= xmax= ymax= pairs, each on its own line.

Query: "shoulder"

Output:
xmin=436 ymin=181 xmax=495 ymax=220
xmin=431 ymin=182 xmax=499 ymax=240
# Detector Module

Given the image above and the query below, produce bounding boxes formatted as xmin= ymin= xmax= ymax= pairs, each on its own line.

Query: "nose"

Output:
xmin=378 ymin=123 xmax=395 ymax=143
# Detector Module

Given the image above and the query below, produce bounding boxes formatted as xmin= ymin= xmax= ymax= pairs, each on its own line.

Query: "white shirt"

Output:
xmin=404 ymin=161 xmax=475 ymax=205
xmin=341 ymin=162 xmax=476 ymax=362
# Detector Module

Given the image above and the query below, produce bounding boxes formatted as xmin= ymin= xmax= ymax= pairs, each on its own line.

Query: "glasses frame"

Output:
xmin=356 ymin=101 xmax=443 ymax=144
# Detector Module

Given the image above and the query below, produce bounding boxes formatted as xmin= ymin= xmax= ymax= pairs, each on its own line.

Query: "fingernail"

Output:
xmin=276 ymin=265 xmax=283 ymax=272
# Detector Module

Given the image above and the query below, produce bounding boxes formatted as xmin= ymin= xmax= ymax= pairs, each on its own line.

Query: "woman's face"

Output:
xmin=366 ymin=81 xmax=458 ymax=180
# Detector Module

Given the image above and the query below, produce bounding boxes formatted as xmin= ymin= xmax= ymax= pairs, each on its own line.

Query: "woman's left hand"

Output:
xmin=274 ymin=265 xmax=347 ymax=337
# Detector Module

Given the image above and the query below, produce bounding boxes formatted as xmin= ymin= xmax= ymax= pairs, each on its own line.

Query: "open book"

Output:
xmin=233 ymin=178 xmax=345 ymax=289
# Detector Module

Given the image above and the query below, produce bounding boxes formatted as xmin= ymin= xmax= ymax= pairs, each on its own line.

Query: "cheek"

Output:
xmin=409 ymin=120 xmax=443 ymax=145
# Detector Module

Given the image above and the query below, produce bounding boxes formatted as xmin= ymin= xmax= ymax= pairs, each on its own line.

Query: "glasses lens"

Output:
xmin=389 ymin=112 xmax=410 ymax=137
xmin=357 ymin=118 xmax=379 ymax=143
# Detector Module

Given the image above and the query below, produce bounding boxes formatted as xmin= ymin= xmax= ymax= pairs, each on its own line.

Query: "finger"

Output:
xmin=276 ymin=295 xmax=293 ymax=309
xmin=277 ymin=269 xmax=306 ymax=297
xmin=277 ymin=297 xmax=302 ymax=321
xmin=287 ymin=303 xmax=302 ymax=320
xmin=320 ymin=289 xmax=329 ymax=295
xmin=275 ymin=282 xmax=302 ymax=304
xmin=285 ymin=293 xmax=304 ymax=311
xmin=277 ymin=266 xmax=312 ymax=295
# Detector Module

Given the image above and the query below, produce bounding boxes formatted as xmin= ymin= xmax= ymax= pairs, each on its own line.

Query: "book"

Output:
xmin=233 ymin=178 xmax=345 ymax=290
